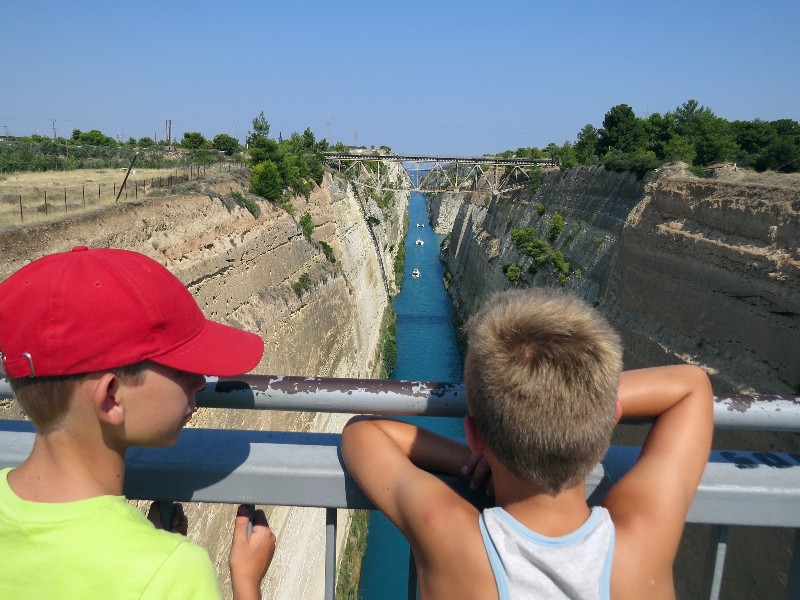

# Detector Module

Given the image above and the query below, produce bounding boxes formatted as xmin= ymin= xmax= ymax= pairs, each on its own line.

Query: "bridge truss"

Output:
xmin=323 ymin=153 xmax=558 ymax=195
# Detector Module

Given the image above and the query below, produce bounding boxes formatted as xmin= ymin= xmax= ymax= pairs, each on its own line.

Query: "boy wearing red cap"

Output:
xmin=0 ymin=246 xmax=274 ymax=599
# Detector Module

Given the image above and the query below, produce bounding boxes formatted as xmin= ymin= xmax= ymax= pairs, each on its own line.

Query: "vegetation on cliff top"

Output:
xmin=247 ymin=112 xmax=328 ymax=202
xmin=0 ymin=128 xmax=246 ymax=173
xmin=501 ymin=99 xmax=800 ymax=177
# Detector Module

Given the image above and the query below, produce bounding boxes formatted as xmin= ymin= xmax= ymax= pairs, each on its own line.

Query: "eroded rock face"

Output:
xmin=0 ymin=169 xmax=409 ymax=599
xmin=431 ymin=164 xmax=799 ymax=395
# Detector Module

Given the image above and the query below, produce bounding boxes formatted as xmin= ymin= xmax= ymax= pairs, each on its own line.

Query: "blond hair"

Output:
xmin=9 ymin=362 xmax=151 ymax=431
xmin=465 ymin=288 xmax=622 ymax=494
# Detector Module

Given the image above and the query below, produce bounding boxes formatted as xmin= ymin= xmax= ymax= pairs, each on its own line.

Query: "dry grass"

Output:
xmin=0 ymin=163 xmax=241 ymax=228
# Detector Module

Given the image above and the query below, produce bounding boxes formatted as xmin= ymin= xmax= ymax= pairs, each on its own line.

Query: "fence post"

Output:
xmin=19 ymin=195 xmax=23 ymax=223
xmin=64 ymin=188 xmax=67 ymax=213
xmin=82 ymin=185 xmax=85 ymax=209
xmin=44 ymin=191 xmax=48 ymax=215
xmin=135 ymin=180 xmax=138 ymax=199
xmin=98 ymin=184 xmax=101 ymax=200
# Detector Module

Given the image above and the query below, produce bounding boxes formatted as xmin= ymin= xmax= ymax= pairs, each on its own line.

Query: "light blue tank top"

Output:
xmin=479 ymin=505 xmax=614 ymax=599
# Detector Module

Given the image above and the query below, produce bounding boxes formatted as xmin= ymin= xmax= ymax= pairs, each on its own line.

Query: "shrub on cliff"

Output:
xmin=603 ymin=149 xmax=661 ymax=179
xmin=292 ymin=272 xmax=312 ymax=297
xmin=250 ymin=160 xmax=283 ymax=201
xmin=230 ymin=191 xmax=260 ymax=217
xmin=551 ymin=251 xmax=570 ymax=276
xmin=380 ymin=308 xmax=398 ymax=377
xmin=247 ymin=112 xmax=327 ymax=200
xmin=393 ymin=242 xmax=405 ymax=287
xmin=511 ymin=229 xmax=553 ymax=267
xmin=502 ymin=262 xmax=522 ymax=283
xmin=299 ymin=212 xmax=314 ymax=238
xmin=319 ymin=240 xmax=336 ymax=263
xmin=548 ymin=213 xmax=565 ymax=241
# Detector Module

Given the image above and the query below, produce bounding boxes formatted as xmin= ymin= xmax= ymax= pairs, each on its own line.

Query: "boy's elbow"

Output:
xmin=689 ymin=365 xmax=713 ymax=397
xmin=343 ymin=415 xmax=374 ymax=437
xmin=341 ymin=416 xmax=376 ymax=456
xmin=687 ymin=366 xmax=714 ymax=427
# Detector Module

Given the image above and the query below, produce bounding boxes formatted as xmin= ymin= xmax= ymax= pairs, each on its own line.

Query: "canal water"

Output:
xmin=358 ymin=191 xmax=465 ymax=599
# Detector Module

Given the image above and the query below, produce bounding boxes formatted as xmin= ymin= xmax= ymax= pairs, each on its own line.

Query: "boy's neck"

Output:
xmin=9 ymin=429 xmax=127 ymax=502
xmin=492 ymin=464 xmax=591 ymax=537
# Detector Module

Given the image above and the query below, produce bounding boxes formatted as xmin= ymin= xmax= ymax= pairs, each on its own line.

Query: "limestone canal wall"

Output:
xmin=430 ymin=163 xmax=799 ymax=396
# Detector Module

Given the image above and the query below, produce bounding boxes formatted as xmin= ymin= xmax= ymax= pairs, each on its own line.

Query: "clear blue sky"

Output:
xmin=4 ymin=0 xmax=799 ymax=156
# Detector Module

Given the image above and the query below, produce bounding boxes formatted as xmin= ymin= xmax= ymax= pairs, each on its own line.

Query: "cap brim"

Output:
xmin=150 ymin=319 xmax=265 ymax=377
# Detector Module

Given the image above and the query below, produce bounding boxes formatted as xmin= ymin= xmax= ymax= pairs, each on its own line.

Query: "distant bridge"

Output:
xmin=323 ymin=153 xmax=558 ymax=195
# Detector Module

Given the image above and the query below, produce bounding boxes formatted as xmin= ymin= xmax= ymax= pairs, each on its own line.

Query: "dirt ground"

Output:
xmin=0 ymin=163 xmax=240 ymax=228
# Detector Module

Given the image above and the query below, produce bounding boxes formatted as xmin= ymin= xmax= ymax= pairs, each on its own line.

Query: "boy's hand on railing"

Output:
xmin=229 ymin=504 xmax=275 ymax=600
xmin=461 ymin=452 xmax=494 ymax=495
xmin=146 ymin=501 xmax=188 ymax=536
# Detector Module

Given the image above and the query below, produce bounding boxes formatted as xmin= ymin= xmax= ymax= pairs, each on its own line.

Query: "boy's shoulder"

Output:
xmin=0 ymin=469 xmax=218 ymax=597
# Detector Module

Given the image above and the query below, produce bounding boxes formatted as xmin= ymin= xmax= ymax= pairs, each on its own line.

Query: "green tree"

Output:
xmin=661 ymin=136 xmax=696 ymax=163
xmin=692 ymin=112 xmax=738 ymax=166
xmin=732 ymin=119 xmax=776 ymax=167
xmin=181 ymin=132 xmax=207 ymax=149
xmin=598 ymin=104 xmax=646 ymax=154
xmin=756 ymin=119 xmax=800 ymax=173
xmin=250 ymin=160 xmax=284 ymax=201
xmin=212 ymin=133 xmax=240 ymax=155
xmin=574 ymin=124 xmax=600 ymax=164
xmin=252 ymin=112 xmax=270 ymax=137
xmin=556 ymin=141 xmax=578 ymax=170
xmin=71 ymin=129 xmax=116 ymax=146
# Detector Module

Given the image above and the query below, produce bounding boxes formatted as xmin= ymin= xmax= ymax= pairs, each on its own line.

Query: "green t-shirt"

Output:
xmin=0 ymin=467 xmax=220 ymax=599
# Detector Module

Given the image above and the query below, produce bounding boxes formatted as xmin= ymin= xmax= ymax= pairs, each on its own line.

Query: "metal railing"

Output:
xmin=1 ymin=375 xmax=799 ymax=599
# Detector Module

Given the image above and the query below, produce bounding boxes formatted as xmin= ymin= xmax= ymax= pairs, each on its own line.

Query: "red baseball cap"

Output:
xmin=0 ymin=246 xmax=264 ymax=378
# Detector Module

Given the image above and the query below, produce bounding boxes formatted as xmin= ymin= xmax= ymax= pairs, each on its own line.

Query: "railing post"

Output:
xmin=785 ymin=530 xmax=800 ymax=600
xmin=407 ymin=547 xmax=417 ymax=600
xmin=325 ymin=508 xmax=337 ymax=600
xmin=701 ymin=525 xmax=729 ymax=600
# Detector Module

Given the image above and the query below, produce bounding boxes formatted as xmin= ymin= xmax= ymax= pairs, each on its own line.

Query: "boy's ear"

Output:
xmin=464 ymin=415 xmax=485 ymax=453
xmin=93 ymin=373 xmax=125 ymax=426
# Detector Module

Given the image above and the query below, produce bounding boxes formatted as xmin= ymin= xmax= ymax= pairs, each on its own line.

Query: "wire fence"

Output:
xmin=0 ymin=162 xmax=247 ymax=227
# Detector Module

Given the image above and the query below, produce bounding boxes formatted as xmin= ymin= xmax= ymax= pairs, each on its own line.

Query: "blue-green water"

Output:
xmin=358 ymin=192 xmax=465 ymax=599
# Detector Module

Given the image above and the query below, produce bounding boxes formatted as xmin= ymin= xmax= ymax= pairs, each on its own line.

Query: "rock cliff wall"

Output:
xmin=0 ymin=167 xmax=409 ymax=599
xmin=430 ymin=164 xmax=799 ymax=396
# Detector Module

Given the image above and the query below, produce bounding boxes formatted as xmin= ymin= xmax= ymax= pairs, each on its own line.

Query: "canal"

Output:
xmin=358 ymin=191 xmax=465 ymax=599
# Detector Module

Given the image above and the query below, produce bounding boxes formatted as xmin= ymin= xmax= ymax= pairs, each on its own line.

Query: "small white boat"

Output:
xmin=415 ymin=239 xmax=424 ymax=246
xmin=417 ymin=223 xmax=425 ymax=228
xmin=412 ymin=268 xmax=420 ymax=278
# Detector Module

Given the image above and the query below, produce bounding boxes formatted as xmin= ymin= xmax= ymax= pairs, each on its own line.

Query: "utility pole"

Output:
xmin=51 ymin=118 xmax=56 ymax=139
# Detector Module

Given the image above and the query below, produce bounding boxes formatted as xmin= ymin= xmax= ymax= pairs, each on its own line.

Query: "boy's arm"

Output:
xmin=341 ymin=417 xmax=477 ymax=543
xmin=229 ymin=504 xmax=276 ymax=600
xmin=603 ymin=366 xmax=713 ymax=570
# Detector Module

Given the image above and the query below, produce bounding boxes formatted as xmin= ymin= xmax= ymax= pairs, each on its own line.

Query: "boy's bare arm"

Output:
xmin=341 ymin=417 xmax=476 ymax=536
xmin=603 ymin=366 xmax=713 ymax=571
xmin=229 ymin=505 xmax=275 ymax=600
